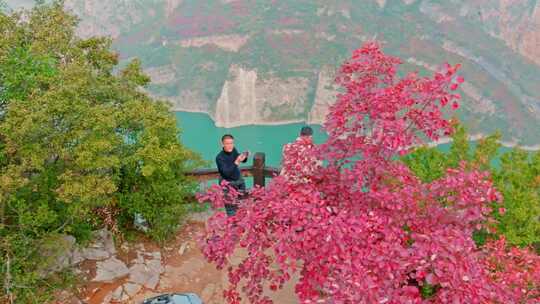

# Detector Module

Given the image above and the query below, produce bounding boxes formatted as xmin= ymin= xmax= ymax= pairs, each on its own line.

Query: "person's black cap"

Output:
xmin=300 ymin=126 xmax=313 ymax=136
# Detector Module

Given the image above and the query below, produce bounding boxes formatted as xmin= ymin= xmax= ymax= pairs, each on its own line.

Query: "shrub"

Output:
xmin=403 ymin=124 xmax=540 ymax=249
xmin=0 ymin=2 xmax=202 ymax=302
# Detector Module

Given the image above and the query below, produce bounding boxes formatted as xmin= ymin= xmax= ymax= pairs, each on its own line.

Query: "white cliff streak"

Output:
xmin=308 ymin=67 xmax=339 ymax=125
xmin=144 ymin=65 xmax=176 ymax=85
xmin=179 ymin=35 xmax=250 ymax=52
xmin=215 ymin=66 xmax=258 ymax=127
xmin=214 ymin=65 xmax=310 ymax=127
xmin=375 ymin=0 xmax=386 ymax=9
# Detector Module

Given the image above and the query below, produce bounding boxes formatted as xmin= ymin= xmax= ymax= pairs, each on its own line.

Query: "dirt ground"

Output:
xmin=77 ymin=212 xmax=298 ymax=304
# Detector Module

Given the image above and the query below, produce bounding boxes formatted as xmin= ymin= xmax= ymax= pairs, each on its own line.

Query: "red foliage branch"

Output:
xmin=197 ymin=43 xmax=540 ymax=304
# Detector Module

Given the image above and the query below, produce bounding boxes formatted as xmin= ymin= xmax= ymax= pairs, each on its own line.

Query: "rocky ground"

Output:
xmin=56 ymin=211 xmax=297 ymax=304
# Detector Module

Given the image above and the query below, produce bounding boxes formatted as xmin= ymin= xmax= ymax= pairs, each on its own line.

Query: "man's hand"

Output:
xmin=235 ymin=153 xmax=247 ymax=165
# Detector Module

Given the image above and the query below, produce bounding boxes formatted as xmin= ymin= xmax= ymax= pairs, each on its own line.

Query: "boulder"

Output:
xmin=81 ymin=229 xmax=116 ymax=260
xmin=128 ymin=264 xmax=161 ymax=289
xmin=93 ymin=257 xmax=129 ymax=282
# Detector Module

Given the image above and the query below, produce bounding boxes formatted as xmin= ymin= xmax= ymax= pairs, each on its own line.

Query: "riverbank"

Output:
xmin=426 ymin=132 xmax=540 ymax=151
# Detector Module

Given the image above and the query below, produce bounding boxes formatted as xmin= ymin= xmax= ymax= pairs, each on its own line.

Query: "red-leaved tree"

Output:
xmin=197 ymin=43 xmax=540 ymax=303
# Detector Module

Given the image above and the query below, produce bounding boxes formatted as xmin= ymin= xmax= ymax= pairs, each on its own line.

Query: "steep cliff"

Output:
xmin=213 ymin=65 xmax=309 ymax=127
xmin=478 ymin=0 xmax=540 ymax=65
xmin=215 ymin=65 xmax=258 ymax=127
xmin=308 ymin=67 xmax=339 ymax=125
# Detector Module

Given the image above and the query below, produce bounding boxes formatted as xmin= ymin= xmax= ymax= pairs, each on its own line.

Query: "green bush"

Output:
xmin=494 ymin=149 xmax=540 ymax=248
xmin=402 ymin=124 xmax=540 ymax=250
xmin=0 ymin=2 xmax=202 ymax=302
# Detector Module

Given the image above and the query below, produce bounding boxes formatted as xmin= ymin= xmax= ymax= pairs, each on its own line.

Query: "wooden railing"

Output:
xmin=187 ymin=152 xmax=280 ymax=187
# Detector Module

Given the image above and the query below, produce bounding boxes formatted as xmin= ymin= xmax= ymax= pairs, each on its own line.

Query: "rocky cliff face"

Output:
xmin=214 ymin=65 xmax=258 ymax=127
xmin=63 ymin=0 xmax=147 ymax=40
xmin=308 ymin=67 xmax=339 ymax=125
xmin=179 ymin=34 xmax=250 ymax=52
xmin=214 ymin=65 xmax=309 ymax=127
xmin=5 ymin=0 xmax=540 ymax=145
xmin=479 ymin=0 xmax=540 ymax=66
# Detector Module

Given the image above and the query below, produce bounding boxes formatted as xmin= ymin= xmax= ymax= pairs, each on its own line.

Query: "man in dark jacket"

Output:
xmin=216 ymin=134 xmax=248 ymax=216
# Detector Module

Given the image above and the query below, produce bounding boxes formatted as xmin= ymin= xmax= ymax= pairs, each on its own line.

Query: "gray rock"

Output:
xmin=95 ymin=228 xmax=116 ymax=254
xmin=147 ymin=258 xmax=164 ymax=274
xmin=93 ymin=257 xmax=129 ymax=282
xmin=123 ymin=282 xmax=142 ymax=297
xmin=38 ymin=234 xmax=77 ymax=277
xmin=81 ymin=248 xmax=110 ymax=261
xmin=54 ymin=236 xmax=75 ymax=271
xmin=81 ymin=229 xmax=116 ymax=260
xmin=128 ymin=264 xmax=161 ymax=289
xmin=127 ymin=250 xmax=164 ymax=290
xmin=110 ymin=283 xmax=137 ymax=302
xmin=38 ymin=229 xmax=118 ymax=279
xmin=150 ymin=251 xmax=161 ymax=260
xmin=70 ymin=247 xmax=84 ymax=265
xmin=111 ymin=286 xmax=126 ymax=301
xmin=62 ymin=235 xmax=77 ymax=247
xmin=146 ymin=273 xmax=160 ymax=290
xmin=132 ymin=250 xmax=146 ymax=264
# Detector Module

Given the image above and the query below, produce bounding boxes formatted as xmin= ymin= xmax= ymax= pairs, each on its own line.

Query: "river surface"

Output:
xmin=175 ymin=111 xmax=512 ymax=169
xmin=175 ymin=111 xmax=327 ymax=167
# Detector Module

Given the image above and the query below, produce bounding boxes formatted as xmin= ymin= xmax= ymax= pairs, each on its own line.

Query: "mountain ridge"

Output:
xmin=5 ymin=0 xmax=540 ymax=145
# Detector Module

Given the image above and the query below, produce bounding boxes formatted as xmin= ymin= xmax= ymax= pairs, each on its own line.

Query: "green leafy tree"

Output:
xmin=403 ymin=123 xmax=540 ymax=250
xmin=495 ymin=149 xmax=540 ymax=248
xmin=0 ymin=2 xmax=202 ymax=302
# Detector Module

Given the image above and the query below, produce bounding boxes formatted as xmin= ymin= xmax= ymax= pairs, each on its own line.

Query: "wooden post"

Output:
xmin=253 ymin=152 xmax=265 ymax=187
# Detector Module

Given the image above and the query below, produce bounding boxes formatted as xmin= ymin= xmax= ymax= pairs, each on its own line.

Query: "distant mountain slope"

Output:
xmin=5 ymin=0 xmax=540 ymax=146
